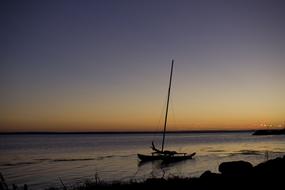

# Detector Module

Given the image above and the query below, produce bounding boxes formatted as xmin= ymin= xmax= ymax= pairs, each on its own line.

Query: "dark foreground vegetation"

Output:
xmin=1 ymin=155 xmax=285 ymax=190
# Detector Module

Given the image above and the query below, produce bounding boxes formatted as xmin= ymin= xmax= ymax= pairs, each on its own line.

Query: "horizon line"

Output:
xmin=0 ymin=129 xmax=260 ymax=135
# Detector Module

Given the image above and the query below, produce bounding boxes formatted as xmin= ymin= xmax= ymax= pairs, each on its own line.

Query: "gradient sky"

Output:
xmin=1 ymin=0 xmax=285 ymax=132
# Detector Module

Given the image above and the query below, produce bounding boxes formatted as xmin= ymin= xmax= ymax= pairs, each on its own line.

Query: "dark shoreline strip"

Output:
xmin=0 ymin=130 xmax=255 ymax=135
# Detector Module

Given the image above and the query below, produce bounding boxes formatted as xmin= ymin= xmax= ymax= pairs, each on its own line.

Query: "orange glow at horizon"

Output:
xmin=1 ymin=63 xmax=285 ymax=132
xmin=1 ymin=86 xmax=284 ymax=132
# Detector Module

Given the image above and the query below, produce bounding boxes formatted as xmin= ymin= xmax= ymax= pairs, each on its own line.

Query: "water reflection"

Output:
xmin=0 ymin=132 xmax=284 ymax=189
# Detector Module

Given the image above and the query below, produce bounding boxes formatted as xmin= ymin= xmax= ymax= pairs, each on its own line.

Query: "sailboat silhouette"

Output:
xmin=137 ymin=60 xmax=196 ymax=162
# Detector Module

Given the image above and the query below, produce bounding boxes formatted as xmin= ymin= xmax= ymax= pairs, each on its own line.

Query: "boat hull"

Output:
xmin=138 ymin=152 xmax=196 ymax=162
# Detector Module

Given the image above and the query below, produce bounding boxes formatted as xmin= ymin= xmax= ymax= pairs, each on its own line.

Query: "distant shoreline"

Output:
xmin=0 ymin=130 xmax=256 ymax=135
xmin=252 ymin=128 xmax=285 ymax=135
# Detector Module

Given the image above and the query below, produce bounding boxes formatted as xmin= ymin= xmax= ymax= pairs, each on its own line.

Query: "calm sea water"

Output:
xmin=0 ymin=132 xmax=284 ymax=189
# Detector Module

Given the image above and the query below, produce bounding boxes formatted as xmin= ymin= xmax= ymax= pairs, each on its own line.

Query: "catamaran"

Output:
xmin=137 ymin=60 xmax=196 ymax=162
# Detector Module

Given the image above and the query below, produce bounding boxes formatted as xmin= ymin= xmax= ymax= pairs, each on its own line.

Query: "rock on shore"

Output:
xmin=199 ymin=155 xmax=285 ymax=189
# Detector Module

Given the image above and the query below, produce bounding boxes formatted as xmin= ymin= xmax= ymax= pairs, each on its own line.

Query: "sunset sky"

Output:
xmin=1 ymin=0 xmax=285 ymax=132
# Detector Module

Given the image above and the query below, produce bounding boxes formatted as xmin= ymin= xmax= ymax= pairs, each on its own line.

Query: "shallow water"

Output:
xmin=0 ymin=132 xmax=284 ymax=189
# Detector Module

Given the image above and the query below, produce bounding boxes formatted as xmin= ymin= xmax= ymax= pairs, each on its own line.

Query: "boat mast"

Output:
xmin=161 ymin=59 xmax=174 ymax=152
